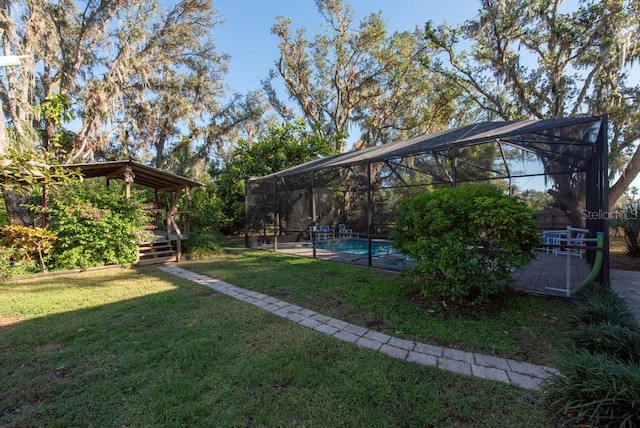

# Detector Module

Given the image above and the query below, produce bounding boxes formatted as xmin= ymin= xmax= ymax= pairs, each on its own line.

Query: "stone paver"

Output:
xmin=438 ymin=358 xmax=472 ymax=376
xmin=334 ymin=330 xmax=360 ymax=343
xmin=443 ymin=348 xmax=474 ymax=364
xmin=407 ymin=351 xmax=437 ymax=366
xmin=380 ymin=344 xmax=408 ymax=360
xmin=157 ymin=265 xmax=557 ymax=391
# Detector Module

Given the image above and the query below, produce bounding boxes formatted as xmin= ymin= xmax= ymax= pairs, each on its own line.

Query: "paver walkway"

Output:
xmin=158 ymin=265 xmax=558 ymax=391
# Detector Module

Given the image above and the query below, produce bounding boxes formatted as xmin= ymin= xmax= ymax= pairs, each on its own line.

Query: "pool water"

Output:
xmin=308 ymin=239 xmax=401 ymax=258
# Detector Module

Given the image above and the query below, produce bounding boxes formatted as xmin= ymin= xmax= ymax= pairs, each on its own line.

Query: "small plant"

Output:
xmin=541 ymin=351 xmax=640 ymax=427
xmin=543 ymin=283 xmax=640 ymax=426
xmin=391 ymin=184 xmax=539 ymax=304
xmin=568 ymin=322 xmax=640 ymax=365
xmin=184 ymin=226 xmax=223 ymax=258
xmin=569 ymin=283 xmax=639 ymax=331
xmin=620 ymin=206 xmax=640 ymax=256
xmin=0 ymin=224 xmax=57 ymax=272
xmin=0 ymin=245 xmax=38 ymax=278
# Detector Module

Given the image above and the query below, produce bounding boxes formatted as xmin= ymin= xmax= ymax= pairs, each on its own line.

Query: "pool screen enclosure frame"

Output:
xmin=245 ymin=116 xmax=610 ymax=283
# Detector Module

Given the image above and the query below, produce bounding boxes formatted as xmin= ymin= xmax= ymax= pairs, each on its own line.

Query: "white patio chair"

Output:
xmin=338 ymin=224 xmax=352 ymax=238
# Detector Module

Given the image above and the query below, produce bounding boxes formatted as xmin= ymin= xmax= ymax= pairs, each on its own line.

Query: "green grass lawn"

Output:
xmin=0 ymin=265 xmax=560 ymax=427
xmin=180 ymin=248 xmax=575 ymax=366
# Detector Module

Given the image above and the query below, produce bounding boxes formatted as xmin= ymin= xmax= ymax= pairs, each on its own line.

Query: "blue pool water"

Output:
xmin=308 ymin=239 xmax=401 ymax=258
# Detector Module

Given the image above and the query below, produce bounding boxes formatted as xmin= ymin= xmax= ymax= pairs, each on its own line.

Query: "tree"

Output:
xmin=213 ymin=119 xmax=338 ymax=234
xmin=0 ymin=0 xmax=232 ymax=223
xmin=0 ymin=0 xmax=229 ymax=162
xmin=265 ymin=0 xmax=463 ymax=152
xmin=423 ymin=0 xmax=640 ymax=222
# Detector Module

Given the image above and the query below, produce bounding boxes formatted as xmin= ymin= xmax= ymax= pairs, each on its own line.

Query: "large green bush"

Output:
xmin=391 ymin=183 xmax=539 ymax=303
xmin=49 ymin=183 xmax=154 ymax=269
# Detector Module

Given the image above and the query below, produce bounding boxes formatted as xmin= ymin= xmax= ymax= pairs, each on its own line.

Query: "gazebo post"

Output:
xmin=42 ymin=183 xmax=49 ymax=228
xmin=155 ymin=189 xmax=160 ymax=229
xmin=123 ymin=165 xmax=135 ymax=199
xmin=244 ymin=181 xmax=249 ymax=248
xmin=184 ymin=186 xmax=190 ymax=236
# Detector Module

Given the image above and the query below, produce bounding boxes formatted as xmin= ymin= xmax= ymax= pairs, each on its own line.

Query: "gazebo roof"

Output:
xmin=63 ymin=160 xmax=203 ymax=192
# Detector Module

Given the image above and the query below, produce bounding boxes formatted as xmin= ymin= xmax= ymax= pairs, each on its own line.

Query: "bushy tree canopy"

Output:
xmin=423 ymin=0 xmax=640 ymax=215
xmin=213 ymin=120 xmax=338 ymax=234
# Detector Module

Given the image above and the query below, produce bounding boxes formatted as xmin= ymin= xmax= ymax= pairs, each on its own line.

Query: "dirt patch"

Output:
xmin=610 ymin=239 xmax=640 ymax=271
xmin=407 ymin=289 xmax=520 ymax=319
xmin=0 ymin=315 xmax=25 ymax=328
xmin=37 ymin=341 xmax=64 ymax=353
xmin=315 ymin=293 xmax=344 ymax=308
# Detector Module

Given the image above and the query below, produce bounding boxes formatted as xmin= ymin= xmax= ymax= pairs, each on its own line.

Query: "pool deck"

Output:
xmin=271 ymin=242 xmax=595 ymax=298
xmin=274 ymin=243 xmax=410 ymax=272
xmin=257 ymin=239 xmax=640 ymax=320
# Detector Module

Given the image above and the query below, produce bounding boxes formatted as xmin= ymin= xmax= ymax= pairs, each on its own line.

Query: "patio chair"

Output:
xmin=338 ymin=224 xmax=352 ymax=238
xmin=318 ymin=225 xmax=334 ymax=240
xmin=554 ymin=228 xmax=588 ymax=259
xmin=541 ymin=230 xmax=565 ymax=253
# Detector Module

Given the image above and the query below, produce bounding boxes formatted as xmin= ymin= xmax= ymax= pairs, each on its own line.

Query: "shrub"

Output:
xmin=620 ymin=206 xmax=640 ymax=256
xmin=184 ymin=226 xmax=223 ymax=258
xmin=569 ymin=283 xmax=640 ymax=331
xmin=0 ymin=245 xmax=38 ymax=278
xmin=544 ymin=283 xmax=640 ymax=426
xmin=541 ymin=351 xmax=640 ymax=427
xmin=49 ymin=184 xmax=154 ymax=270
xmin=1 ymin=224 xmax=57 ymax=272
xmin=568 ymin=322 xmax=640 ymax=365
xmin=391 ymin=184 xmax=539 ymax=304
xmin=188 ymin=186 xmax=224 ymax=230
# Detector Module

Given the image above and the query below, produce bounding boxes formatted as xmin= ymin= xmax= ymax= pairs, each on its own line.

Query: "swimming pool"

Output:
xmin=308 ymin=239 xmax=401 ymax=258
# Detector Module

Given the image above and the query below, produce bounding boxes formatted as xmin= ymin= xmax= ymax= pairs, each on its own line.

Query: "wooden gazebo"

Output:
xmin=63 ymin=160 xmax=203 ymax=263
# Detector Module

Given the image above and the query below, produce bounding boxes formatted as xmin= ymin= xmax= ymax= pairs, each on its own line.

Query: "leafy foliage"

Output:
xmin=542 ymin=284 xmax=640 ymax=426
xmin=391 ymin=184 xmax=539 ymax=303
xmin=542 ymin=351 xmax=640 ymax=428
xmin=0 ymin=225 xmax=57 ymax=273
xmin=188 ymin=185 xmax=224 ymax=231
xmin=620 ymin=207 xmax=640 ymax=256
xmin=423 ymin=0 xmax=640 ymax=213
xmin=183 ymin=227 xmax=223 ymax=258
xmin=267 ymin=0 xmax=462 ymax=149
xmin=0 ymin=246 xmax=38 ymax=278
xmin=48 ymin=184 xmax=154 ymax=269
xmin=568 ymin=322 xmax=640 ymax=365
xmin=213 ymin=120 xmax=337 ymax=234
xmin=2 ymin=0 xmax=229 ymax=165
xmin=569 ymin=283 xmax=640 ymax=331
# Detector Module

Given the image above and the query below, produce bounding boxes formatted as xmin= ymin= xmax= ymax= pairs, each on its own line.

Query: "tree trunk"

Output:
xmin=546 ymin=169 xmax=586 ymax=228
xmin=609 ymin=148 xmax=640 ymax=209
xmin=2 ymin=188 xmax=29 ymax=225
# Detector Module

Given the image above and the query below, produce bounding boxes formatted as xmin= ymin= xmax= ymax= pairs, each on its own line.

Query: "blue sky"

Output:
xmin=208 ymin=1 xmax=634 ymax=193
xmin=212 ymin=0 xmax=481 ymax=96
xmin=207 ymin=0 xmax=557 ymax=192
